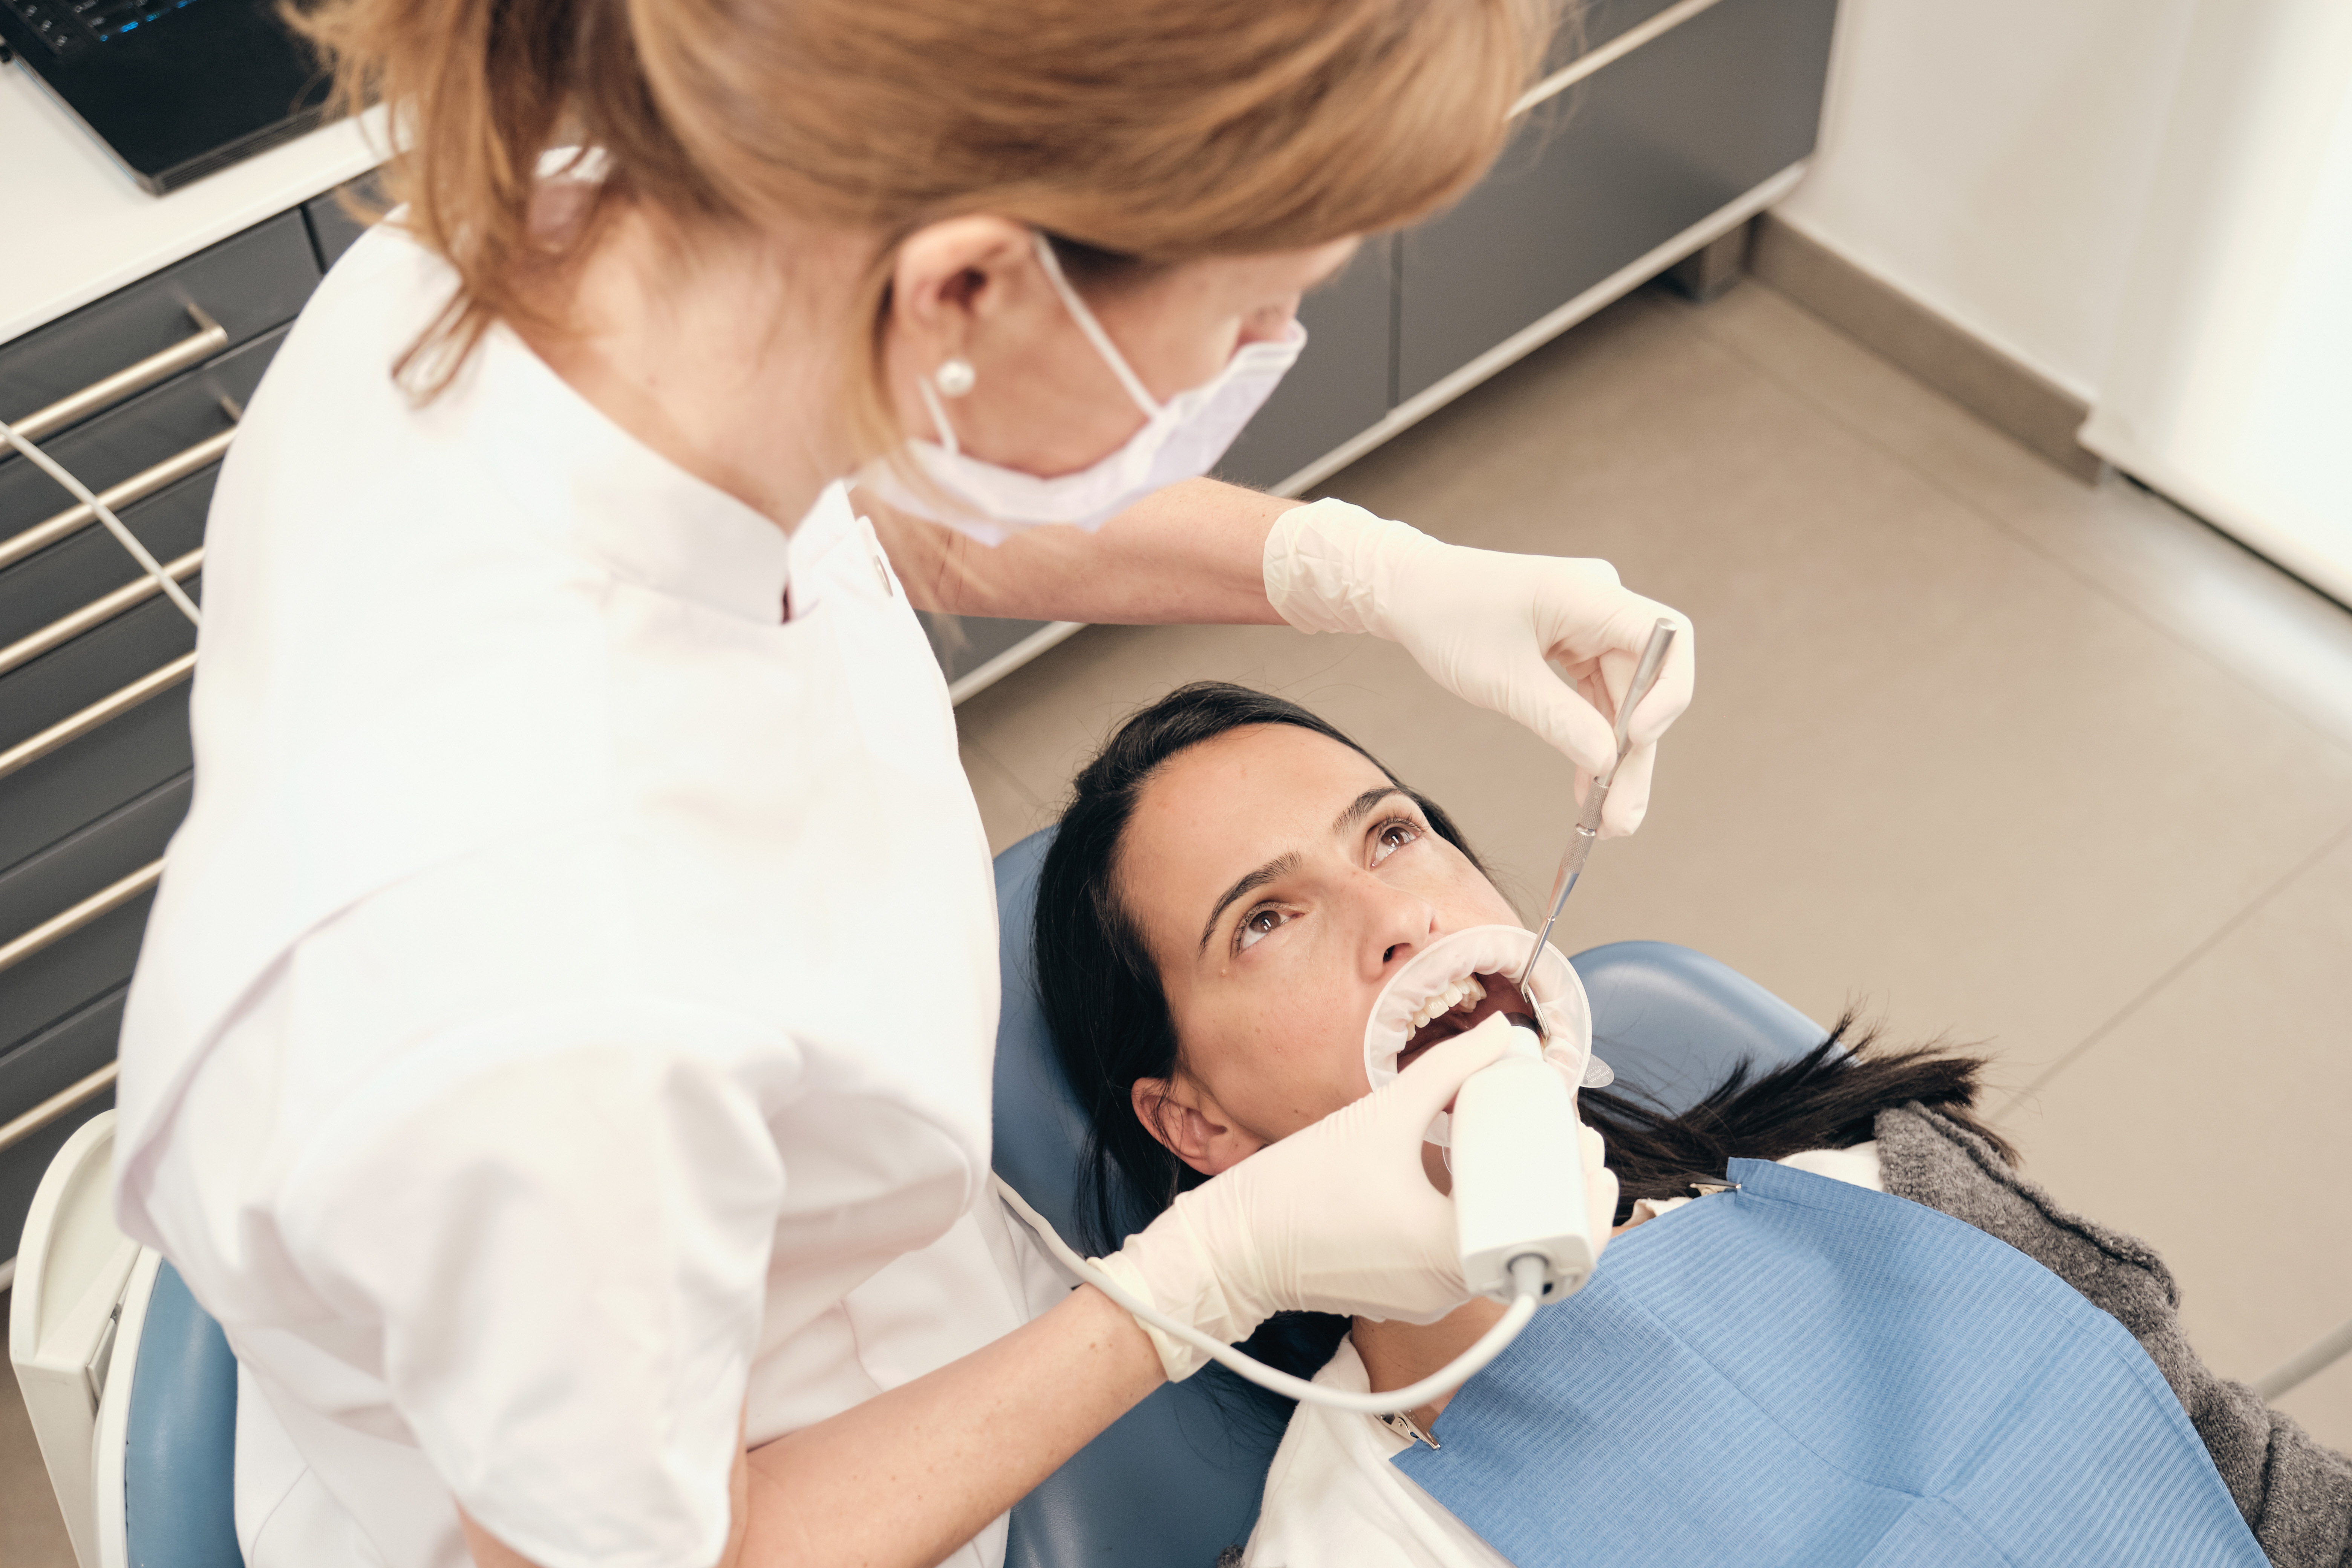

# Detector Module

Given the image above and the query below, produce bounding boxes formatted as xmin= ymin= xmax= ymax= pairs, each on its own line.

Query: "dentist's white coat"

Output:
xmin=112 ymin=226 xmax=1038 ymax=1568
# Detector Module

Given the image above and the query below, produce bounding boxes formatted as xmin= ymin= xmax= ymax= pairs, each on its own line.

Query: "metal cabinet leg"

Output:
xmin=1666 ymin=219 xmax=1752 ymax=303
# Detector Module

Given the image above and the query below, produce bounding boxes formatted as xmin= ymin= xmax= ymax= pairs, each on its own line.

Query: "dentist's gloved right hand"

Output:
xmin=1094 ymin=1021 xmax=1510 ymax=1382
xmin=1263 ymin=499 xmax=1695 ymax=837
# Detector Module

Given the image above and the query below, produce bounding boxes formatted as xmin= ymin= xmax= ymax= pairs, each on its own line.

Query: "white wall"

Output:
xmin=1776 ymin=0 xmax=2199 ymax=401
xmin=2081 ymin=0 xmax=2352 ymax=600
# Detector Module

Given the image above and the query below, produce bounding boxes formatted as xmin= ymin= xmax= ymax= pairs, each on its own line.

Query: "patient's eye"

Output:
xmin=1370 ymin=817 xmax=1423 ymax=865
xmin=1237 ymin=904 xmax=1292 ymax=952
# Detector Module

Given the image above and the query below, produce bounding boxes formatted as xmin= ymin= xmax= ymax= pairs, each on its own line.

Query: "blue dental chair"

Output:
xmin=16 ymin=828 xmax=1829 ymax=1568
xmin=991 ymin=828 xmax=1830 ymax=1568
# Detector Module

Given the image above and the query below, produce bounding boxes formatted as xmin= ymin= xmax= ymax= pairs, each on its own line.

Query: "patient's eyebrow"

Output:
xmin=1196 ymin=789 xmax=1410 ymax=956
xmin=1199 ymin=851 xmax=1301 ymax=956
xmin=1332 ymin=786 xmax=1408 ymax=836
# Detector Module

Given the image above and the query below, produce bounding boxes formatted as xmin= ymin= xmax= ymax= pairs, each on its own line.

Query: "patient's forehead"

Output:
xmin=1119 ymin=724 xmax=1395 ymax=957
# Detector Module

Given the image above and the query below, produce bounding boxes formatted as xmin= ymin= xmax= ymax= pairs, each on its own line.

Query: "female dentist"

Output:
xmin=109 ymin=1 xmax=1695 ymax=1565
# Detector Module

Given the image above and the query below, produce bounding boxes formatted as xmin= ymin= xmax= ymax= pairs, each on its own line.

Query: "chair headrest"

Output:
xmin=989 ymin=828 xmax=1097 ymax=1249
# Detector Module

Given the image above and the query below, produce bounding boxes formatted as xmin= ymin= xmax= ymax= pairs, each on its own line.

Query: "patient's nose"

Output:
xmin=1360 ymin=879 xmax=1441 ymax=979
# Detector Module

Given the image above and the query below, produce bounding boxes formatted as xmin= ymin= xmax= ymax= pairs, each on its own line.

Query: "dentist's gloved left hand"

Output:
xmin=1095 ymin=1023 xmax=1509 ymax=1382
xmin=1263 ymin=498 xmax=1695 ymax=836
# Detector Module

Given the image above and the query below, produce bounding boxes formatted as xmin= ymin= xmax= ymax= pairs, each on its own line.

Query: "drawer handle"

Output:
xmin=0 ymin=427 xmax=236 ymax=573
xmin=0 ymin=548 xmax=204 ymax=680
xmin=0 ymin=1062 xmax=120 ymax=1157
xmin=0 ymin=859 xmax=161 ymax=980
xmin=0 ymin=652 xmax=196 ymax=784
xmin=1512 ymin=0 xmax=1729 ymax=116
xmin=6 ymin=305 xmax=229 ymax=444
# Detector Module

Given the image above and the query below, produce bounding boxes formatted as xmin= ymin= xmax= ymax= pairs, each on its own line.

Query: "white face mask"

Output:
xmin=857 ymin=232 xmax=1306 ymax=544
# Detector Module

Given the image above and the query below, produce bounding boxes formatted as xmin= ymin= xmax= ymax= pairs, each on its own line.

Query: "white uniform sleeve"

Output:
xmin=277 ymin=1027 xmax=789 ymax=1568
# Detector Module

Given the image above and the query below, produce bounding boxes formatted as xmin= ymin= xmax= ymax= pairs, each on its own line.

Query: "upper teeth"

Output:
xmin=1406 ymin=974 xmax=1487 ymax=1032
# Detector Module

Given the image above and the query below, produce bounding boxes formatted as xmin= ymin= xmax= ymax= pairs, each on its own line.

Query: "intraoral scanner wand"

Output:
xmin=1517 ymin=618 xmax=1677 ymax=994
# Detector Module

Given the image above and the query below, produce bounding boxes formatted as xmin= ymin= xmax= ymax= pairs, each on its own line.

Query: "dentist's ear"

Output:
xmin=888 ymin=214 xmax=1042 ymax=350
xmin=1133 ymin=1075 xmax=1261 ymax=1176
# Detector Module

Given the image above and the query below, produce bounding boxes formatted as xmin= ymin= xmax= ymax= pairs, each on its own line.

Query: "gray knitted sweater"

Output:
xmin=1874 ymin=1103 xmax=2352 ymax=1567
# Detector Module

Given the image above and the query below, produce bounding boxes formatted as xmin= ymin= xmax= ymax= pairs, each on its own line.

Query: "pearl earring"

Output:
xmin=934 ymin=357 xmax=977 ymax=398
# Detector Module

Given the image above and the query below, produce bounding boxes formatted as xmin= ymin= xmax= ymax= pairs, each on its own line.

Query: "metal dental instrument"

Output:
xmin=1516 ymin=618 xmax=1678 ymax=994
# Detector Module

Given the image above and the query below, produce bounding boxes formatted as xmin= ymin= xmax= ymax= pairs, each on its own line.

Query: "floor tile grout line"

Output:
xmin=960 ymin=732 xmax=1048 ymax=813
xmin=1670 ymin=291 xmax=2352 ymax=762
xmin=1994 ymin=813 xmax=2352 ymax=1121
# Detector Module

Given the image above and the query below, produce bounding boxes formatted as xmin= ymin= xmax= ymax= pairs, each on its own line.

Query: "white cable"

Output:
xmin=994 ymin=1174 xmax=1542 ymax=1415
xmin=2 ymin=416 xmax=203 ymax=628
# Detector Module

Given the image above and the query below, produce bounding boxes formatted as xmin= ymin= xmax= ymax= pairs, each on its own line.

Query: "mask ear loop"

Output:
xmin=914 ymin=375 xmax=963 ymax=457
xmin=1030 ymin=232 xmax=1163 ymax=419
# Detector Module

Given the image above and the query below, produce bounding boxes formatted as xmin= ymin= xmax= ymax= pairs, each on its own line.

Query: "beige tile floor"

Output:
xmin=957 ymin=277 xmax=2352 ymax=1449
xmin=5 ymin=273 xmax=2347 ymax=1561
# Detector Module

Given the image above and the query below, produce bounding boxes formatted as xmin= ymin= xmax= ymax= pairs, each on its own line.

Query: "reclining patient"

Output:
xmin=1029 ymin=682 xmax=2350 ymax=1568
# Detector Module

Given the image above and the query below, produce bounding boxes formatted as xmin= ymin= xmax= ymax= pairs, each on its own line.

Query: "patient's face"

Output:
xmin=1119 ymin=723 xmax=1522 ymax=1171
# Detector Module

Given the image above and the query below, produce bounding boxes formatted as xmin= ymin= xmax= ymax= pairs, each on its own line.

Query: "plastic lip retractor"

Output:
xmin=1363 ymin=924 xmax=1609 ymax=1147
xmin=995 ymin=1176 xmax=1552 ymax=1416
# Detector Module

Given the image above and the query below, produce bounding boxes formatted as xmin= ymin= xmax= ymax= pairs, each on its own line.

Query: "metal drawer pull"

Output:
xmin=1512 ymin=0 xmax=1729 ymax=116
xmin=3 ymin=419 xmax=202 ymax=628
xmin=6 ymin=306 xmax=229 ymax=445
xmin=0 ymin=652 xmax=196 ymax=784
xmin=0 ymin=428 xmax=235 ymax=574
xmin=0 ymin=1062 xmax=119 ymax=1157
xmin=0 ymin=549 xmax=203 ymax=680
xmin=0 ymin=859 xmax=162 ymax=979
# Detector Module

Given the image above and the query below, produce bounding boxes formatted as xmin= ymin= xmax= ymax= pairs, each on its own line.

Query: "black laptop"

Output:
xmin=0 ymin=0 xmax=335 ymax=194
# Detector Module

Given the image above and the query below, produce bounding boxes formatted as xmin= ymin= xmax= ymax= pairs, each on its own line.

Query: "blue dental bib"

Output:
xmin=1394 ymin=1161 xmax=2263 ymax=1567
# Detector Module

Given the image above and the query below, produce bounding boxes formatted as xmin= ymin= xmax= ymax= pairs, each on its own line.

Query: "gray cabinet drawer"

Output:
xmin=0 ymin=469 xmax=214 ymax=654
xmin=1215 ymin=239 xmax=1397 ymax=493
xmin=1397 ymin=0 xmax=1835 ymax=400
xmin=0 ymin=991 xmax=123 ymax=1265
xmin=304 ymin=171 xmax=387 ymax=272
xmin=0 ymin=870 xmax=156 ymax=1059
xmin=0 ymin=629 xmax=194 ymax=873
xmin=1579 ymin=0 xmax=1693 ymax=55
xmin=0 ymin=325 xmax=285 ymax=545
xmin=0 ymin=771 xmax=188 ymax=941
xmin=0 ymin=211 xmax=317 ymax=445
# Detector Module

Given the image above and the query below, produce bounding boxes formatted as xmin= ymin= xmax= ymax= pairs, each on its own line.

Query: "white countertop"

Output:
xmin=1 ymin=61 xmax=387 ymax=346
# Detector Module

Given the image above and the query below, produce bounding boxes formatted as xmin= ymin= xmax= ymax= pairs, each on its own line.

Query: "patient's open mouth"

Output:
xmin=1393 ymin=972 xmax=1535 ymax=1074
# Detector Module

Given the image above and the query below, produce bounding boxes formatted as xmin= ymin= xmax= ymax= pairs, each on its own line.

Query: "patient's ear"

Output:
xmin=1133 ymin=1074 xmax=1260 ymax=1176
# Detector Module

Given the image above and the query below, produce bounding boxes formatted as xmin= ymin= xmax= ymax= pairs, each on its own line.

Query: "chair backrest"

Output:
xmin=989 ymin=830 xmax=1833 ymax=1568
xmin=1569 ymin=939 xmax=1831 ymax=1101
xmin=14 ymin=1112 xmax=245 ymax=1568
xmin=10 ymin=1109 xmax=138 ymax=1568
xmin=116 ymin=1259 xmax=241 ymax=1568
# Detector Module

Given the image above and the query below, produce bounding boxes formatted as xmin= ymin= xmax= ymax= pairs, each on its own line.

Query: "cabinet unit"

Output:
xmin=1400 ymin=0 xmax=1834 ymax=400
xmin=0 ymin=215 xmax=330 ymax=1275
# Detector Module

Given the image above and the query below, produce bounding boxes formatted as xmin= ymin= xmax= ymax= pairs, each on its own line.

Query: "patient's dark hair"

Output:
xmin=1035 ymin=682 xmax=2016 ymax=1403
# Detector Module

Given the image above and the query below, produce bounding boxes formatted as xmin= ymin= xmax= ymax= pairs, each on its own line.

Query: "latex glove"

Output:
xmin=1263 ymin=498 xmax=1695 ymax=835
xmin=1095 ymin=1021 xmax=1510 ymax=1381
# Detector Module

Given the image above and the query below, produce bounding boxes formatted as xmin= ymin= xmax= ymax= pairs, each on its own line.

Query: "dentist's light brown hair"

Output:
xmin=290 ymin=0 xmax=1553 ymax=447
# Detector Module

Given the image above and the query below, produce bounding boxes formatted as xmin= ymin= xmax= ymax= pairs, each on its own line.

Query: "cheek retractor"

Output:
xmin=1364 ymin=924 xmax=1608 ymax=1147
xmin=1366 ymin=925 xmax=1608 ymax=1306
